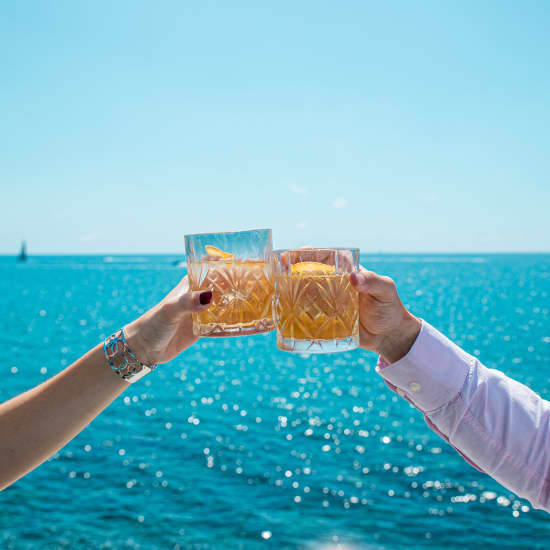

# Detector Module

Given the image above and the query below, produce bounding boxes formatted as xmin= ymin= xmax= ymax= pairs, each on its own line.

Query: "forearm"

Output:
xmin=0 ymin=343 xmax=127 ymax=490
xmin=377 ymin=321 xmax=550 ymax=512
xmin=428 ymin=360 xmax=550 ymax=511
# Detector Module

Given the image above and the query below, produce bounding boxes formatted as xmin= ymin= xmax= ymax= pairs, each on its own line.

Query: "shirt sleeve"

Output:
xmin=377 ymin=320 xmax=550 ymax=513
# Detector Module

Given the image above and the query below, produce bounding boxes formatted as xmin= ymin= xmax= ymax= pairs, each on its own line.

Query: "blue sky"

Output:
xmin=1 ymin=1 xmax=549 ymax=254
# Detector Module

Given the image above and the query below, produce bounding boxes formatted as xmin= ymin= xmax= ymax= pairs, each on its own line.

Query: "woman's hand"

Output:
xmin=0 ymin=275 xmax=213 ymax=490
xmin=350 ymin=267 xmax=421 ymax=363
xmin=125 ymin=276 xmax=212 ymax=366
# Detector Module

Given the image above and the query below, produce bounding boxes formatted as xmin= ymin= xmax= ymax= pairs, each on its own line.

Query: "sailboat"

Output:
xmin=18 ymin=241 xmax=27 ymax=262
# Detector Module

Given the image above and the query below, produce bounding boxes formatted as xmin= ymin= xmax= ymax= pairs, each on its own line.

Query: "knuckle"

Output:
xmin=179 ymin=292 xmax=194 ymax=309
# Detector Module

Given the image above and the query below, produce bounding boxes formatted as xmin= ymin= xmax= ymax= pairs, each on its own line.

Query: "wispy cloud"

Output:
xmin=332 ymin=197 xmax=348 ymax=209
xmin=288 ymin=183 xmax=308 ymax=196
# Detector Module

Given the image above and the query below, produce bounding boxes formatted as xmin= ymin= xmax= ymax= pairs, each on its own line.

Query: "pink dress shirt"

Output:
xmin=377 ymin=320 xmax=550 ymax=513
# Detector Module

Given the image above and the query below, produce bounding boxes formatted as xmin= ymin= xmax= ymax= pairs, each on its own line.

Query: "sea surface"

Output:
xmin=1 ymin=254 xmax=550 ymax=550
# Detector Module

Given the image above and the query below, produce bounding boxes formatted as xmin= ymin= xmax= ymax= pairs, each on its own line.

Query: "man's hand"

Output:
xmin=350 ymin=267 xmax=421 ymax=363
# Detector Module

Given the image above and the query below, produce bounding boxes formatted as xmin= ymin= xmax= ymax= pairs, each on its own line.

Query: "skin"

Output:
xmin=281 ymin=246 xmax=421 ymax=361
xmin=350 ymin=267 xmax=422 ymax=363
xmin=0 ymin=264 xmax=419 ymax=491
xmin=0 ymin=277 xmax=211 ymax=491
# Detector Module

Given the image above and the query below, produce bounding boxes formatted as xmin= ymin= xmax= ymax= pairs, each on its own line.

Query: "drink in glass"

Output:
xmin=185 ymin=229 xmax=274 ymax=337
xmin=272 ymin=248 xmax=359 ymax=353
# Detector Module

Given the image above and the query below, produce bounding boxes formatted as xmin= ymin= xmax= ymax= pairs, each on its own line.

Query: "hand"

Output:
xmin=124 ymin=276 xmax=212 ymax=365
xmin=350 ymin=267 xmax=421 ymax=363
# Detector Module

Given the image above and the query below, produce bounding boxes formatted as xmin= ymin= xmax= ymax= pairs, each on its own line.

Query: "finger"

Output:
xmin=164 ymin=275 xmax=190 ymax=301
xmin=164 ymin=289 xmax=213 ymax=321
xmin=350 ymin=269 xmax=396 ymax=301
xmin=357 ymin=316 xmax=384 ymax=352
xmin=180 ymin=290 xmax=213 ymax=312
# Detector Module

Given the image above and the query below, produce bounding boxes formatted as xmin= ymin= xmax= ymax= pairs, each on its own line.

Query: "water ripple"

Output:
xmin=1 ymin=255 xmax=550 ymax=549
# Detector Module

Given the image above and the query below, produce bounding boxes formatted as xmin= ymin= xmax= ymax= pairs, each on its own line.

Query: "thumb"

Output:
xmin=165 ymin=289 xmax=213 ymax=320
xmin=350 ymin=268 xmax=396 ymax=301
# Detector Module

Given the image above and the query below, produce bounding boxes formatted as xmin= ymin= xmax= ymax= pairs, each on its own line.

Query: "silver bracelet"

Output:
xmin=104 ymin=328 xmax=157 ymax=383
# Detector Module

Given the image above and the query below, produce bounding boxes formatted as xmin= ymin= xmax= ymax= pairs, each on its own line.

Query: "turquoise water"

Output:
xmin=1 ymin=254 xmax=550 ymax=550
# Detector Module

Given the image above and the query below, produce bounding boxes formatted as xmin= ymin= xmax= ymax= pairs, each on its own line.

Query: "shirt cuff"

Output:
xmin=376 ymin=321 xmax=474 ymax=413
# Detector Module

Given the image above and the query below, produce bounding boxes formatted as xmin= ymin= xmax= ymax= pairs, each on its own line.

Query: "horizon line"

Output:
xmin=2 ymin=251 xmax=550 ymax=256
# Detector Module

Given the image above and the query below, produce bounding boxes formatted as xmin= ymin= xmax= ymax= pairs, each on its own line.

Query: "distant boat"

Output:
xmin=18 ymin=241 xmax=27 ymax=262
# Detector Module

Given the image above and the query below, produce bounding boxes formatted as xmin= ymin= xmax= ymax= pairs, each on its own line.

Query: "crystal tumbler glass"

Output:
xmin=185 ymin=229 xmax=274 ymax=337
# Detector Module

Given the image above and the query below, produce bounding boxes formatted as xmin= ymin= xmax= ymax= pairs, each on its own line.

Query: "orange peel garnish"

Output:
xmin=291 ymin=261 xmax=336 ymax=275
xmin=205 ymin=245 xmax=234 ymax=258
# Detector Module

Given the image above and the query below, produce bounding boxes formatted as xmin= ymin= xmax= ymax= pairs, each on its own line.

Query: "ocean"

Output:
xmin=1 ymin=254 xmax=550 ymax=550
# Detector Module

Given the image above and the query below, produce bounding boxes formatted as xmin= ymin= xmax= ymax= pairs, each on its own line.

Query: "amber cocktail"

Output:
xmin=185 ymin=229 xmax=274 ymax=337
xmin=272 ymin=248 xmax=359 ymax=353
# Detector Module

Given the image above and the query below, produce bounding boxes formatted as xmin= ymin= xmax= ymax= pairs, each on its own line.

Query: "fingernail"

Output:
xmin=199 ymin=290 xmax=213 ymax=305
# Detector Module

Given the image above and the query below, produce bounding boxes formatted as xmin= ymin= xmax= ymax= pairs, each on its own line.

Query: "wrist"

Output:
xmin=124 ymin=316 xmax=158 ymax=367
xmin=377 ymin=312 xmax=422 ymax=364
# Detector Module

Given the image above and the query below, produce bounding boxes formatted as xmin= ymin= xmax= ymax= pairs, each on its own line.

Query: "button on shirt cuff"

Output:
xmin=375 ymin=321 xmax=474 ymax=413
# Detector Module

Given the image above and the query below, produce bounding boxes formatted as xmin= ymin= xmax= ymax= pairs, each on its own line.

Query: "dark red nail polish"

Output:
xmin=199 ymin=290 xmax=213 ymax=305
